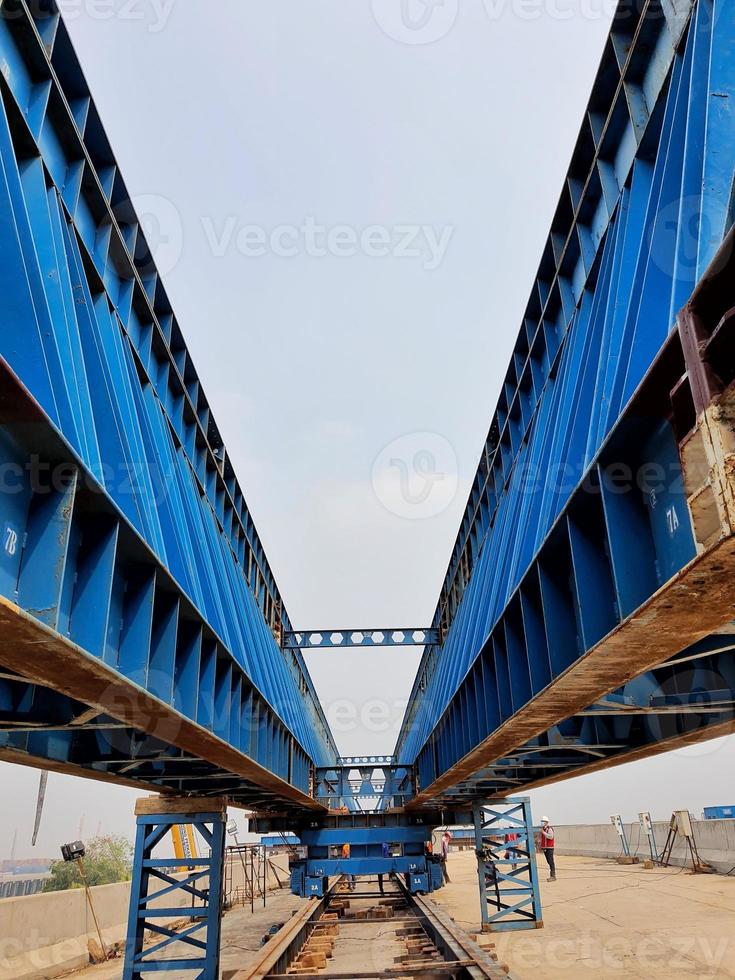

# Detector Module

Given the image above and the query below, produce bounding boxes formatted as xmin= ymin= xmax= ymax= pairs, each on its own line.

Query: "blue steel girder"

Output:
xmin=283 ymin=628 xmax=440 ymax=649
xmin=417 ymin=634 xmax=735 ymax=807
xmin=0 ymin=0 xmax=338 ymax=808
xmin=0 ymin=673 xmax=307 ymax=810
xmin=400 ymin=0 xmax=735 ymax=807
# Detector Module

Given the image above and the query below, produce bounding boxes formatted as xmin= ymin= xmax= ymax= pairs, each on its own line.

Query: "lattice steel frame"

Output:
xmin=473 ymin=798 xmax=542 ymax=932
xmin=123 ymin=799 xmax=226 ymax=980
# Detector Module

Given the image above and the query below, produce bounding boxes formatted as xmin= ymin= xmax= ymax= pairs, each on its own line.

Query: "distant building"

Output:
xmin=704 ymin=806 xmax=735 ymax=820
xmin=0 ymin=858 xmax=53 ymax=875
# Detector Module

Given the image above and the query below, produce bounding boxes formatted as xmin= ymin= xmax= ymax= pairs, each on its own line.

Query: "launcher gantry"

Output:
xmin=1 ymin=0 xmax=735 ymax=975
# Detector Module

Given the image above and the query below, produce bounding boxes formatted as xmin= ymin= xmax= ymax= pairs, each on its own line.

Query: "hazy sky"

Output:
xmin=3 ymin=0 xmax=733 ymax=859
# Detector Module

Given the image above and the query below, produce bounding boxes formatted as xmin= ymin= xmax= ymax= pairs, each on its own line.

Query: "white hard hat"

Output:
xmin=541 ymin=815 xmax=549 ymax=822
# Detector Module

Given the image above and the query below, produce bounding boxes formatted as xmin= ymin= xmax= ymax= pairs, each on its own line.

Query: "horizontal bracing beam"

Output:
xmin=283 ymin=629 xmax=440 ymax=649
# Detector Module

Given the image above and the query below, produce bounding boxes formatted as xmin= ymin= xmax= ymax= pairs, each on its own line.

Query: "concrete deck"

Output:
xmin=71 ymin=888 xmax=304 ymax=980
xmin=68 ymin=851 xmax=735 ymax=979
xmin=432 ymin=851 xmax=735 ymax=978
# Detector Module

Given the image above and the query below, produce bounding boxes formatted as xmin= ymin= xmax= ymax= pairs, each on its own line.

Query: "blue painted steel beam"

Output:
xmin=0 ymin=0 xmax=337 ymax=808
xmin=419 ymin=636 xmax=735 ymax=806
xmin=400 ymin=0 xmax=735 ymax=807
xmin=283 ymin=628 xmax=440 ymax=649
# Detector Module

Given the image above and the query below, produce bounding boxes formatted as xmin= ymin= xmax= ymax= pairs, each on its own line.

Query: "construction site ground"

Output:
xmin=72 ymin=850 xmax=735 ymax=979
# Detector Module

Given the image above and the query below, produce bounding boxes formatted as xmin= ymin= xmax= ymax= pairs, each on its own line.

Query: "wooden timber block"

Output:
xmin=307 ymin=942 xmax=333 ymax=954
xmin=371 ymin=906 xmax=393 ymax=919
xmin=294 ymin=952 xmax=327 ymax=969
xmin=87 ymin=939 xmax=106 ymax=965
xmin=134 ymin=794 xmax=228 ymax=816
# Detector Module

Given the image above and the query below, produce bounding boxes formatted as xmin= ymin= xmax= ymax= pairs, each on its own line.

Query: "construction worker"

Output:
xmin=539 ymin=816 xmax=556 ymax=881
xmin=341 ymin=843 xmax=355 ymax=891
xmin=440 ymin=831 xmax=452 ymax=883
xmin=504 ymin=830 xmax=520 ymax=862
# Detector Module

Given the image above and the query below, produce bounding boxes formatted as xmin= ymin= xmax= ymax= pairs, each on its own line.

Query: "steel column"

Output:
xmin=473 ymin=798 xmax=542 ymax=932
xmin=123 ymin=797 xmax=226 ymax=980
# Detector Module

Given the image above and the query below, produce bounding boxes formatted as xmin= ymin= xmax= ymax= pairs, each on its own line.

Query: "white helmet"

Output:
xmin=541 ymin=815 xmax=550 ymax=823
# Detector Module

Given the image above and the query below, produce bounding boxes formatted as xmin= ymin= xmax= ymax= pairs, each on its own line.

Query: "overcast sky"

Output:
xmin=2 ymin=0 xmax=733 ymax=859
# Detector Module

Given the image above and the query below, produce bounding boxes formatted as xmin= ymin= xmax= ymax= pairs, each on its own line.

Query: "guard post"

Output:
xmin=123 ymin=796 xmax=227 ymax=980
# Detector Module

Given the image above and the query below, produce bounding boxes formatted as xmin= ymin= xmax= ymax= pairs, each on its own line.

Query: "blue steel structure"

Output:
xmin=288 ymin=817 xmax=443 ymax=899
xmin=473 ymin=799 xmax=542 ymax=932
xmin=123 ymin=798 xmax=226 ymax=980
xmin=703 ymin=805 xmax=735 ymax=819
xmin=314 ymin=757 xmax=415 ymax=810
xmin=397 ymin=0 xmax=735 ymax=808
xmin=3 ymin=0 xmax=735 ymax=965
xmin=0 ymin=0 xmax=337 ymax=812
xmin=282 ymin=628 xmax=439 ymax=650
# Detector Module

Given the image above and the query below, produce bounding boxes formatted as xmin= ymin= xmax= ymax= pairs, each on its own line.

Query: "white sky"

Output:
xmin=2 ymin=0 xmax=733 ymax=859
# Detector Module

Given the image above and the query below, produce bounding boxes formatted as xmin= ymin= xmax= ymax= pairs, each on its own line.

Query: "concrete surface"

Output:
xmin=15 ymin=848 xmax=735 ymax=979
xmin=71 ymin=887 xmax=305 ymax=980
xmin=431 ymin=849 xmax=735 ymax=978
xmin=0 ymin=852 xmax=290 ymax=980
xmin=554 ymin=818 xmax=735 ymax=873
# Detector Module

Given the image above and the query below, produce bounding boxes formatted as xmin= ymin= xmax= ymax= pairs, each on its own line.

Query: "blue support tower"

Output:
xmin=473 ymin=799 xmax=542 ymax=932
xmin=124 ymin=797 xmax=227 ymax=980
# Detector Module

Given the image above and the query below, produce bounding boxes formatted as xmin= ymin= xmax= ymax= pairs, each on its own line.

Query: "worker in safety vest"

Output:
xmin=440 ymin=831 xmax=452 ymax=883
xmin=341 ymin=843 xmax=355 ymax=890
xmin=539 ymin=816 xmax=556 ymax=881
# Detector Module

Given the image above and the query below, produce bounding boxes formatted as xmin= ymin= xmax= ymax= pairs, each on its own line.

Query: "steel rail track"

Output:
xmin=233 ymin=875 xmax=511 ymax=979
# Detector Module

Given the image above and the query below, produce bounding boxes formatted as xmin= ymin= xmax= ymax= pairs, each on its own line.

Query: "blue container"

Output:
xmin=409 ymin=873 xmax=429 ymax=894
xmin=704 ymin=806 xmax=735 ymax=820
xmin=305 ymin=876 xmax=325 ymax=897
xmin=290 ymin=864 xmax=305 ymax=895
